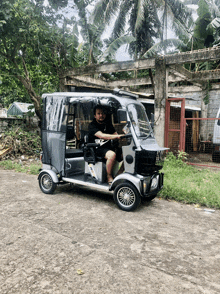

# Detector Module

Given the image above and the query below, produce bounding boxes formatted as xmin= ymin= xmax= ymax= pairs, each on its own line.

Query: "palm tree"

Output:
xmin=92 ymin=0 xmax=193 ymax=59
xmin=74 ymin=0 xmax=135 ymax=64
xmin=206 ymin=0 xmax=220 ymax=46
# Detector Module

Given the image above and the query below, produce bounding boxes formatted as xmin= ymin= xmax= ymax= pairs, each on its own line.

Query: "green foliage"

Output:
xmin=178 ymin=0 xmax=220 ymax=83
xmin=177 ymin=150 xmax=188 ymax=161
xmin=0 ymin=78 xmax=31 ymax=107
xmin=0 ymin=160 xmax=27 ymax=172
xmin=143 ymin=38 xmax=187 ymax=58
xmin=163 ymin=151 xmax=187 ymax=167
xmin=93 ymin=0 xmax=193 ymax=59
xmin=100 ymin=35 xmax=135 ymax=62
xmin=160 ymin=152 xmax=220 ymax=208
xmin=0 ymin=0 xmax=79 ymax=117
xmin=193 ymin=0 xmax=214 ymax=48
xmin=29 ymin=163 xmax=42 ymax=175
xmin=48 ymin=0 xmax=68 ymax=9
xmin=74 ymin=0 xmax=104 ymax=64
xmin=206 ymin=0 xmax=220 ymax=46
xmin=0 ymin=0 xmax=219 ymax=118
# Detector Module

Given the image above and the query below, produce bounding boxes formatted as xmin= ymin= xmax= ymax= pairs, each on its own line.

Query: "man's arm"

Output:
xmin=94 ymin=131 xmax=123 ymax=140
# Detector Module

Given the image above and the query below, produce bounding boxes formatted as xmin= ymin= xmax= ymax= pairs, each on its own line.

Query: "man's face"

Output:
xmin=94 ymin=108 xmax=106 ymax=124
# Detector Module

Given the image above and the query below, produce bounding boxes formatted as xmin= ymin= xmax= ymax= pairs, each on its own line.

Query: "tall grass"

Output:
xmin=0 ymin=160 xmax=41 ymax=175
xmin=160 ymin=152 xmax=220 ymax=208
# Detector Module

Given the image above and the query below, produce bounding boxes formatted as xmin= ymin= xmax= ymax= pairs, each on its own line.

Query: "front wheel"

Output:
xmin=39 ymin=172 xmax=57 ymax=194
xmin=113 ymin=182 xmax=141 ymax=211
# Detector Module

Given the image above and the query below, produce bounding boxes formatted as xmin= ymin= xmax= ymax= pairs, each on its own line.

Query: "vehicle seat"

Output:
xmin=66 ymin=126 xmax=75 ymax=140
xmin=65 ymin=148 xmax=84 ymax=158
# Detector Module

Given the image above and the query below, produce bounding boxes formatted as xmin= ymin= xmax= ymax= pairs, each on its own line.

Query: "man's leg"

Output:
xmin=115 ymin=147 xmax=124 ymax=176
xmin=105 ymin=150 xmax=116 ymax=183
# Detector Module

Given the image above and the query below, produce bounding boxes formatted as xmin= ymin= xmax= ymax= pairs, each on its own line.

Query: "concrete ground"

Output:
xmin=0 ymin=169 xmax=219 ymax=294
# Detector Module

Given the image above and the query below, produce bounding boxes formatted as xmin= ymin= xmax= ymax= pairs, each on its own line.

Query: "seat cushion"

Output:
xmin=65 ymin=148 xmax=84 ymax=158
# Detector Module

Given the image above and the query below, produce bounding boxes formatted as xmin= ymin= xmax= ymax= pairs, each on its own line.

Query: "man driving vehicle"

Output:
xmin=88 ymin=105 xmax=124 ymax=185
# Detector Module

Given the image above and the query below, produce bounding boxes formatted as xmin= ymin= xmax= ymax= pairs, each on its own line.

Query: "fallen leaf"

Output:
xmin=77 ymin=269 xmax=84 ymax=275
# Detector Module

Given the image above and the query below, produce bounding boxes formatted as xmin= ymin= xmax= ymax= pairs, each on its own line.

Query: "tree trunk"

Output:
xmin=17 ymin=75 xmax=42 ymax=122
xmin=13 ymin=56 xmax=43 ymax=123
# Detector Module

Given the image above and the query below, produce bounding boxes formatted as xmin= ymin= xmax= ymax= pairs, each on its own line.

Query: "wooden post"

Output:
xmin=154 ymin=57 xmax=168 ymax=147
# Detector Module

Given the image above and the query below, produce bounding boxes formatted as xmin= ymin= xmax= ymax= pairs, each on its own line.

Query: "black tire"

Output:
xmin=39 ymin=172 xmax=57 ymax=194
xmin=113 ymin=182 xmax=141 ymax=211
xmin=142 ymin=194 xmax=157 ymax=202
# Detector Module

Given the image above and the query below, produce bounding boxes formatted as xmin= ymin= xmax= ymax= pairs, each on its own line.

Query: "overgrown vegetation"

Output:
xmin=160 ymin=152 xmax=220 ymax=209
xmin=0 ymin=127 xmax=41 ymax=156
xmin=0 ymin=126 xmax=42 ymax=174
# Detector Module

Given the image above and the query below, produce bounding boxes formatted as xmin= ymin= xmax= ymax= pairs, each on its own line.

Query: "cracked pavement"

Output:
xmin=0 ymin=169 xmax=219 ymax=293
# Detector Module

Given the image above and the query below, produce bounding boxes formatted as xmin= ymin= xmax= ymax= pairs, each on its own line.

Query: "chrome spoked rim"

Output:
xmin=117 ymin=187 xmax=136 ymax=208
xmin=41 ymin=174 xmax=53 ymax=191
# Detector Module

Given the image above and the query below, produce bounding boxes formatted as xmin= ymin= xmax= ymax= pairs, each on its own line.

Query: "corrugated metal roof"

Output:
xmin=139 ymin=99 xmax=201 ymax=111
xmin=13 ymin=102 xmax=33 ymax=113
xmin=7 ymin=102 xmax=34 ymax=116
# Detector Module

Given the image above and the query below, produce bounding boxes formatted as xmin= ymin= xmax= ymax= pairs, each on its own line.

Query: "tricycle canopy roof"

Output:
xmin=41 ymin=91 xmax=139 ymax=132
xmin=42 ymin=91 xmax=138 ymax=108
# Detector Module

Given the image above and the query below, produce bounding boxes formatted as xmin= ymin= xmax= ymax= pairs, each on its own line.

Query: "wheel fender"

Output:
xmin=111 ymin=173 xmax=141 ymax=194
xmin=38 ymin=169 xmax=59 ymax=183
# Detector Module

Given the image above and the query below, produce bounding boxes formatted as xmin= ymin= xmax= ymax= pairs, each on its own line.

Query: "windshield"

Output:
xmin=127 ymin=103 xmax=153 ymax=138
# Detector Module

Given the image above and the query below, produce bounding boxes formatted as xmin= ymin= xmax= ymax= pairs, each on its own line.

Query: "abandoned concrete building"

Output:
xmin=59 ymin=46 xmax=220 ymax=154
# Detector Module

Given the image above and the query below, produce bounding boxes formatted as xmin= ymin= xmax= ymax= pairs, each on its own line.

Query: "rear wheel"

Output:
xmin=39 ymin=172 xmax=57 ymax=194
xmin=113 ymin=182 xmax=141 ymax=211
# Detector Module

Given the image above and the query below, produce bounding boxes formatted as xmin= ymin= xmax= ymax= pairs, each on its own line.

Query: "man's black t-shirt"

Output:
xmin=88 ymin=118 xmax=122 ymax=161
xmin=88 ymin=118 xmax=115 ymax=145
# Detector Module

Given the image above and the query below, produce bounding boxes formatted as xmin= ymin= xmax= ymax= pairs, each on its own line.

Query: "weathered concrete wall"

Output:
xmin=169 ymin=87 xmax=220 ymax=118
xmin=142 ymin=85 xmax=220 ymax=143
xmin=208 ymin=89 xmax=220 ymax=118
xmin=168 ymin=87 xmax=220 ymax=141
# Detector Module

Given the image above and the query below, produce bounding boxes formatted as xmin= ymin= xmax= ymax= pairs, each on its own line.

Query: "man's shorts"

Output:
xmin=96 ymin=147 xmax=122 ymax=162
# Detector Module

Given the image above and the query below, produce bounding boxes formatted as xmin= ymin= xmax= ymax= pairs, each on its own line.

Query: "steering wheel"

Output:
xmin=122 ymin=133 xmax=133 ymax=139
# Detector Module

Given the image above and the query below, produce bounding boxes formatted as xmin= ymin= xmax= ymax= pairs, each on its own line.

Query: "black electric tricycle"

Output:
xmin=38 ymin=89 xmax=167 ymax=211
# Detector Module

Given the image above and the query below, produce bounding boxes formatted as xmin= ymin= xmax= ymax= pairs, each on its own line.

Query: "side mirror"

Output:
xmin=117 ymin=109 xmax=127 ymax=124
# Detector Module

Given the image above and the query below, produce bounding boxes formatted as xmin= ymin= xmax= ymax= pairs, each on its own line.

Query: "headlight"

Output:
xmin=143 ymin=181 xmax=147 ymax=194
xmin=142 ymin=177 xmax=151 ymax=194
xmin=150 ymin=175 xmax=159 ymax=191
